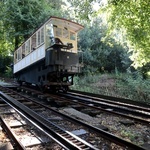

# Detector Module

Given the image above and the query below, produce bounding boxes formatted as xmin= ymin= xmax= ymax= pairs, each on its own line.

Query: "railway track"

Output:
xmin=60 ymin=91 xmax=150 ymax=125
xmin=69 ymin=90 xmax=150 ymax=107
xmin=0 ymin=91 xmax=98 ymax=149
xmin=13 ymin=85 xmax=150 ymax=125
xmin=0 ymin=84 xmax=149 ymax=149
xmin=0 ymin=97 xmax=52 ymax=149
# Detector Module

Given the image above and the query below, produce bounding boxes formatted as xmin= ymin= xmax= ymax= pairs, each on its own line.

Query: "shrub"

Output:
xmin=71 ymin=73 xmax=150 ymax=104
xmin=5 ymin=66 xmax=13 ymax=78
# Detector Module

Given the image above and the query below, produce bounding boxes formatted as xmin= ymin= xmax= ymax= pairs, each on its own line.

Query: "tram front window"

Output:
xmin=46 ymin=23 xmax=54 ymax=48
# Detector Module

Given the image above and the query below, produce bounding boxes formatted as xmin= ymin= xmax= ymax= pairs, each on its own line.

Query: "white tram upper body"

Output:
xmin=13 ymin=16 xmax=84 ymax=91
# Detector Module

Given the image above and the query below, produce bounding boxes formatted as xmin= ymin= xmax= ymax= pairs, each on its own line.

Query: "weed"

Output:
xmin=71 ymin=73 xmax=150 ymax=104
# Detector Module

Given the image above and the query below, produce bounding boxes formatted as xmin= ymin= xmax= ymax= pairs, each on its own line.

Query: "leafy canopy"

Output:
xmin=1 ymin=0 xmax=64 ymax=52
xmin=105 ymin=0 xmax=150 ymax=68
xmin=70 ymin=0 xmax=150 ymax=68
xmin=0 ymin=0 xmax=66 ymax=76
xmin=78 ymin=19 xmax=132 ymax=74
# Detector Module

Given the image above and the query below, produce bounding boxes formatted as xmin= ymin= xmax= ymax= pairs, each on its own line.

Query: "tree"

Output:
xmin=78 ymin=19 xmax=132 ymax=74
xmin=105 ymin=0 xmax=150 ymax=68
xmin=0 ymin=0 xmax=66 ymax=75
xmin=70 ymin=0 xmax=95 ymax=21
xmin=69 ymin=0 xmax=150 ymax=68
xmin=0 ymin=55 xmax=13 ymax=76
xmin=0 ymin=1 xmax=13 ymax=56
xmin=1 ymin=0 xmax=65 ymax=49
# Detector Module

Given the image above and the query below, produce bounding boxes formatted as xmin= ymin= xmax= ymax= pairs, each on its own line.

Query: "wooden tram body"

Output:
xmin=13 ymin=16 xmax=84 ymax=91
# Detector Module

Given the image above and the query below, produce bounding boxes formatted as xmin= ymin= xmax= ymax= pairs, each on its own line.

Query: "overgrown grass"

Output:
xmin=71 ymin=73 xmax=150 ymax=104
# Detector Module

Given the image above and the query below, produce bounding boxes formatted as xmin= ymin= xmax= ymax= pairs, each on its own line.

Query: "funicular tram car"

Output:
xmin=13 ymin=16 xmax=84 ymax=92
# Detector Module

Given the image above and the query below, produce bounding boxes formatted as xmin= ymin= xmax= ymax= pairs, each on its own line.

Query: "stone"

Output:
xmin=119 ymin=120 xmax=135 ymax=126
xmin=60 ymin=108 xmax=108 ymax=131
xmin=71 ymin=129 xmax=87 ymax=136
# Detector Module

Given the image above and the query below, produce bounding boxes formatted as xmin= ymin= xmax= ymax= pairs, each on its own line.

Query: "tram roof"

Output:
xmin=48 ymin=16 xmax=84 ymax=32
xmin=14 ymin=16 xmax=84 ymax=51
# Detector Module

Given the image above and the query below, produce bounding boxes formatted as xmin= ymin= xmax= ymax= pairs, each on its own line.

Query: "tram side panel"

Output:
xmin=14 ymin=46 xmax=79 ymax=86
xmin=13 ymin=44 xmax=46 ymax=84
xmin=14 ymin=46 xmax=80 ymax=88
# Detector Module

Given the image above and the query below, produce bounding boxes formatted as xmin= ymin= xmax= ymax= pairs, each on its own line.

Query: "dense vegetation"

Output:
xmin=78 ymin=19 xmax=133 ymax=74
xmin=70 ymin=0 xmax=150 ymax=68
xmin=0 ymin=0 xmax=149 ymax=102
xmin=71 ymin=73 xmax=150 ymax=104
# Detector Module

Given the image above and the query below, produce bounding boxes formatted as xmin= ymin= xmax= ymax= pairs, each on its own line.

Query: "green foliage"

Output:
xmin=1 ymin=0 xmax=65 ymax=49
xmin=0 ymin=3 xmax=14 ymax=56
xmin=70 ymin=0 xmax=96 ymax=20
xmin=116 ymin=72 xmax=150 ymax=102
xmin=70 ymin=0 xmax=150 ymax=68
xmin=0 ymin=55 xmax=13 ymax=76
xmin=78 ymin=19 xmax=132 ymax=74
xmin=120 ymin=130 xmax=136 ymax=142
xmin=0 ymin=0 xmax=70 ymax=75
xmin=71 ymin=73 xmax=150 ymax=103
xmin=105 ymin=0 xmax=150 ymax=68
xmin=0 ymin=0 xmax=72 ymax=75
xmin=5 ymin=66 xmax=13 ymax=78
xmin=138 ymin=62 xmax=150 ymax=79
xmin=72 ymin=74 xmax=101 ymax=93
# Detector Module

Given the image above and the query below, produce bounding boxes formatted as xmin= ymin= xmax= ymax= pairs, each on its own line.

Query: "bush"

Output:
xmin=5 ymin=66 xmax=13 ymax=78
xmin=116 ymin=72 xmax=150 ymax=103
xmin=71 ymin=73 xmax=150 ymax=104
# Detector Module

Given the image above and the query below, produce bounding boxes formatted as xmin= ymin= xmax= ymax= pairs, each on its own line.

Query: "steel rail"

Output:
xmin=70 ymin=90 xmax=150 ymax=109
xmin=0 ymin=91 xmax=98 ymax=150
xmin=5 ymin=91 xmax=147 ymax=150
xmin=52 ymin=93 xmax=150 ymax=126
xmin=65 ymin=93 xmax=150 ymax=116
xmin=0 ymin=116 xmax=26 ymax=150
xmin=0 ymin=86 xmax=147 ymax=149
xmin=68 ymin=91 xmax=150 ymax=113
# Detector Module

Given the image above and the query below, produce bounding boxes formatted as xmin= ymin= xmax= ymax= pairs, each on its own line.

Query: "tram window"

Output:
xmin=38 ymin=30 xmax=40 ymax=46
xmin=28 ymin=40 xmax=30 ymax=54
xmin=63 ymin=28 xmax=69 ymax=39
xmin=22 ymin=44 xmax=25 ymax=57
xmin=25 ymin=43 xmax=27 ymax=54
xmin=49 ymin=27 xmax=55 ymax=45
xmin=45 ymin=23 xmax=54 ymax=48
xmin=41 ymin=28 xmax=44 ymax=43
xmin=31 ymin=33 xmax=36 ymax=50
xmin=25 ymin=40 xmax=30 ymax=55
xmin=14 ymin=51 xmax=17 ymax=63
xmin=55 ymin=27 xmax=62 ymax=37
xmin=70 ymin=32 xmax=76 ymax=40
xmin=16 ymin=50 xmax=19 ymax=61
xmin=18 ymin=48 xmax=22 ymax=60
